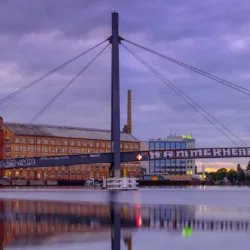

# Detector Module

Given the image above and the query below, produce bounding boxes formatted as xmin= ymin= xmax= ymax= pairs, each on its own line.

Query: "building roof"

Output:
xmin=4 ymin=122 xmax=138 ymax=142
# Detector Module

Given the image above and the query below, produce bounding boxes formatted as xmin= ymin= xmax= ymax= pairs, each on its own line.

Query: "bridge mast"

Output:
xmin=110 ymin=12 xmax=121 ymax=178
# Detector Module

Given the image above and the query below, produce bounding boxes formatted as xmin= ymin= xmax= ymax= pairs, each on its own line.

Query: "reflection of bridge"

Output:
xmin=1 ymin=199 xmax=250 ymax=249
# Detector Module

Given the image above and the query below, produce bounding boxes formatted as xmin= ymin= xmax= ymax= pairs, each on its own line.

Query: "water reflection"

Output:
xmin=0 ymin=193 xmax=250 ymax=250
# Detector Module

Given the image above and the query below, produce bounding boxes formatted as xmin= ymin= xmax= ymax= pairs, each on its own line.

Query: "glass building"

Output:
xmin=148 ymin=135 xmax=195 ymax=175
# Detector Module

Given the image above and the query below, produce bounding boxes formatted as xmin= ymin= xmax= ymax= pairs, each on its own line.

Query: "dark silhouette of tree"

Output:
xmin=246 ymin=160 xmax=250 ymax=171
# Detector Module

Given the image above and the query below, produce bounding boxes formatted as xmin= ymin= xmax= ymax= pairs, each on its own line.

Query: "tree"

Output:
xmin=246 ymin=160 xmax=250 ymax=171
xmin=237 ymin=164 xmax=245 ymax=182
xmin=216 ymin=168 xmax=227 ymax=181
xmin=227 ymin=169 xmax=237 ymax=183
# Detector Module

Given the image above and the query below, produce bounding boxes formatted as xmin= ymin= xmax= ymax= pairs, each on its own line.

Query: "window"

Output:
xmin=83 ymin=172 xmax=88 ymax=178
xmin=83 ymin=142 xmax=87 ymax=147
xmin=77 ymin=172 xmax=81 ymax=176
xmin=135 ymin=144 xmax=139 ymax=150
xmin=71 ymin=165 xmax=75 ymax=170
xmin=107 ymin=143 xmax=111 ymax=148
xmin=37 ymin=147 xmax=41 ymax=153
xmin=181 ymin=142 xmax=186 ymax=149
xmin=15 ymin=146 xmax=19 ymax=152
xmin=64 ymin=172 xmax=69 ymax=176
xmin=77 ymin=148 xmax=81 ymax=153
xmin=29 ymin=146 xmax=34 ymax=153
xmin=64 ymin=148 xmax=68 ymax=154
xmin=160 ymin=142 xmax=165 ymax=149
xmin=58 ymin=140 xmax=62 ymax=145
xmin=30 ymin=138 xmax=34 ymax=144
xmin=90 ymin=165 xmax=94 ymax=170
xmin=130 ymin=144 xmax=133 ymax=149
xmin=44 ymin=139 xmax=48 ymax=144
xmin=90 ymin=142 xmax=94 ymax=147
xmin=77 ymin=141 xmax=81 ymax=146
xmin=70 ymin=141 xmax=75 ymax=146
xmin=170 ymin=142 xmax=175 ymax=149
xmin=149 ymin=142 xmax=154 ymax=150
xmin=50 ymin=148 xmax=55 ymax=153
xmin=51 ymin=140 xmax=55 ymax=145
xmin=64 ymin=140 xmax=68 ymax=146
xmin=176 ymin=142 xmax=181 ymax=149
xmin=120 ymin=144 xmax=123 ymax=149
xmin=77 ymin=165 xmax=81 ymax=170
xmin=15 ymin=138 xmax=19 ymax=143
xmin=37 ymin=138 xmax=41 ymax=144
xmin=95 ymin=165 xmax=99 ymax=170
xmin=155 ymin=142 xmax=160 ymax=149
xmin=23 ymin=146 xmax=27 ymax=152
xmin=84 ymin=165 xmax=88 ymax=170
xmin=44 ymin=147 xmax=48 ymax=153
xmin=102 ymin=165 xmax=106 ymax=170
xmin=96 ymin=142 xmax=99 ymax=147
xmin=125 ymin=144 xmax=128 ymax=149
xmin=101 ymin=143 xmax=105 ymax=148
xmin=22 ymin=138 xmax=26 ymax=144
xmin=71 ymin=172 xmax=75 ymax=176
xmin=70 ymin=148 xmax=75 ymax=153
xmin=57 ymin=148 xmax=62 ymax=153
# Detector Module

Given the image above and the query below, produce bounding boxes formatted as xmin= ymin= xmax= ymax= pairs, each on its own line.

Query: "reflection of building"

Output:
xmin=141 ymin=135 xmax=196 ymax=175
xmin=0 ymin=199 xmax=138 ymax=247
xmin=0 ymin=116 xmax=140 ymax=180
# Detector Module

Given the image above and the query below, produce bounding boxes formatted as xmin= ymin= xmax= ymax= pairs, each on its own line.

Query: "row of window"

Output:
xmin=149 ymin=159 xmax=194 ymax=166
xmin=149 ymin=141 xmax=187 ymax=150
xmin=8 ymin=137 xmax=139 ymax=150
xmin=9 ymin=146 xmax=111 ymax=154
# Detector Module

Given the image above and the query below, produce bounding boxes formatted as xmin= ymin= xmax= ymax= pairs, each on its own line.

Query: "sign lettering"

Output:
xmin=148 ymin=147 xmax=250 ymax=160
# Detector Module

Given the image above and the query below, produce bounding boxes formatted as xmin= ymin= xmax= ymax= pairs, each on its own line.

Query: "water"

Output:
xmin=0 ymin=186 xmax=250 ymax=249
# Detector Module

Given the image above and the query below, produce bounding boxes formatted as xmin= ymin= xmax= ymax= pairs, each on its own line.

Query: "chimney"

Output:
xmin=127 ymin=89 xmax=132 ymax=134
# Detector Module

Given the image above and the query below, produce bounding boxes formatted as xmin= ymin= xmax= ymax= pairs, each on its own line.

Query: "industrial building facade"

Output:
xmin=0 ymin=116 xmax=140 ymax=180
xmin=140 ymin=135 xmax=196 ymax=175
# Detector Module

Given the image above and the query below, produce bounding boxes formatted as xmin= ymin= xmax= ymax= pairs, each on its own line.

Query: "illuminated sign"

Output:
xmin=182 ymin=135 xmax=192 ymax=139
xmin=148 ymin=147 xmax=250 ymax=160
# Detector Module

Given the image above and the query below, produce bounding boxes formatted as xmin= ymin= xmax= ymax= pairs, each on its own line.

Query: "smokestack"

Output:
xmin=127 ymin=89 xmax=132 ymax=134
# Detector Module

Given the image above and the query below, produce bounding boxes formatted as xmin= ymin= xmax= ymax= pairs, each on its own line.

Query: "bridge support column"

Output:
xmin=110 ymin=11 xmax=121 ymax=178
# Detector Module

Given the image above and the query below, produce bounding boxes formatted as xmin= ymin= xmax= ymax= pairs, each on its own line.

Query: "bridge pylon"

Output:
xmin=106 ymin=12 xmax=138 ymax=190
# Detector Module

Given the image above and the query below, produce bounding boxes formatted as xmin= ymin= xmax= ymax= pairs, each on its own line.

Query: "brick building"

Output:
xmin=0 ymin=116 xmax=140 ymax=180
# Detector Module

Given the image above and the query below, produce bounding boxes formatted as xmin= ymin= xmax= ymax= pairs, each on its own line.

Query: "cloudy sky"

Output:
xmin=0 ymin=0 xmax=250 ymax=170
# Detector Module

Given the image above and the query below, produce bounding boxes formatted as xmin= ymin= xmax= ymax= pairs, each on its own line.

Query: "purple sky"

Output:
xmin=0 ymin=0 xmax=250 ymax=170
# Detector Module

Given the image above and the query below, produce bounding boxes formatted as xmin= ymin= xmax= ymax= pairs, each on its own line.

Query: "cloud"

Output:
xmin=0 ymin=0 xmax=250 ymax=169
